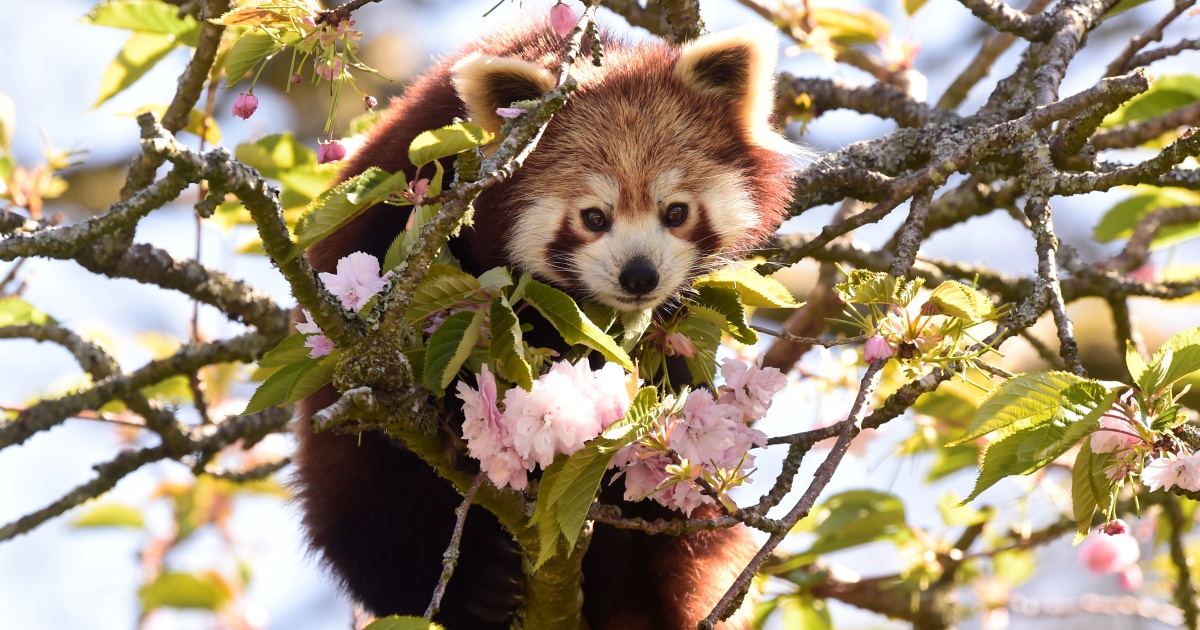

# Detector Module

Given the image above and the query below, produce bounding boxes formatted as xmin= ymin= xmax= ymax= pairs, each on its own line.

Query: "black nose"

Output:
xmin=619 ymin=258 xmax=659 ymax=295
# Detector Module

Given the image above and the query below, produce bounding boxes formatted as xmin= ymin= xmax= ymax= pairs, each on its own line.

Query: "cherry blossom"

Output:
xmin=1140 ymin=453 xmax=1200 ymax=492
xmin=1090 ymin=412 xmax=1143 ymax=454
xmin=495 ymin=107 xmax=525 ymax=118
xmin=863 ymin=334 xmax=893 ymax=363
xmin=304 ymin=334 xmax=333 ymax=358
xmin=232 ymin=93 xmax=258 ymax=120
xmin=319 ymin=252 xmax=393 ymax=312
xmin=717 ymin=357 xmax=787 ymax=423
xmin=1079 ymin=532 xmax=1140 ymax=577
xmin=550 ymin=2 xmax=577 ymax=38
xmin=317 ymin=139 xmax=347 ymax=164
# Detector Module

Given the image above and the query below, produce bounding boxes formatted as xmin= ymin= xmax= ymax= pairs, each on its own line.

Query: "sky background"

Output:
xmin=1 ymin=0 xmax=1198 ymax=628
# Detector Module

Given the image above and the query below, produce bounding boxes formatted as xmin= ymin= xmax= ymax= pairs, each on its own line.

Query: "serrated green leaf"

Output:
xmin=382 ymin=232 xmax=407 ymax=274
xmin=363 ymin=617 xmax=445 ymax=630
xmin=287 ymin=168 xmax=410 ymax=260
xmin=1126 ymin=341 xmax=1148 ymax=385
xmin=477 ymin=267 xmax=514 ymax=296
xmin=618 ymin=308 xmax=654 ymax=352
xmin=256 ymin=332 xmax=311 ymax=369
xmin=243 ymin=349 xmax=339 ymax=414
xmin=689 ymin=286 xmax=757 ymax=344
xmin=948 ymin=372 xmax=1085 ymax=445
xmin=138 ymin=571 xmax=231 ymax=612
xmin=522 ymin=280 xmax=634 ymax=370
xmin=1144 ymin=326 xmax=1200 ymax=393
xmin=490 ymin=295 xmax=533 ymax=390
xmin=963 ymin=381 xmax=1115 ymax=503
xmin=406 ymin=264 xmax=485 ymax=324
xmin=84 ymin=0 xmax=200 ymax=37
xmin=424 ymin=309 xmax=485 ymax=395
xmin=235 ymin=132 xmax=318 ymax=179
xmin=927 ymin=281 xmax=994 ymax=322
xmin=532 ymin=388 xmax=659 ymax=568
xmin=1093 ymin=187 xmax=1200 ymax=250
xmin=834 ymin=268 xmax=924 ymax=305
xmin=675 ymin=313 xmax=722 ymax=387
xmin=1072 ymin=440 xmax=1115 ymax=542
xmin=408 ymin=122 xmax=494 ymax=167
xmin=93 ymin=32 xmax=180 ymax=108
xmin=72 ymin=502 xmax=145 ymax=529
xmin=1104 ymin=75 xmax=1200 ymax=127
xmin=224 ymin=30 xmax=282 ymax=87
xmin=693 ymin=265 xmax=799 ymax=308
xmin=0 ymin=297 xmax=55 ymax=326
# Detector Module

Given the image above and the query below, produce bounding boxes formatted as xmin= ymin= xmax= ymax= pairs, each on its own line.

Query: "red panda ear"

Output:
xmin=676 ymin=27 xmax=779 ymax=145
xmin=452 ymin=54 xmax=557 ymax=135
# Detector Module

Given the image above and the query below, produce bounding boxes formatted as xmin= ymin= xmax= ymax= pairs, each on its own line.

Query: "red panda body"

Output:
xmin=295 ymin=17 xmax=795 ymax=630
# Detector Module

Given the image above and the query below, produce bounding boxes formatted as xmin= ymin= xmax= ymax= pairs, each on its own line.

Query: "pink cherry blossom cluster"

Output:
xmin=1087 ymin=395 xmax=1200 ymax=492
xmin=611 ymin=358 xmax=784 ymax=515
xmin=456 ymin=361 xmax=633 ymax=491
xmin=295 ymin=252 xmax=393 ymax=358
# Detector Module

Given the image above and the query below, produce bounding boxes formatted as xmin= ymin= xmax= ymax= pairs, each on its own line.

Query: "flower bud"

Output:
xmin=318 ymin=139 xmax=347 ymax=164
xmin=364 ymin=95 xmax=378 ymax=109
xmin=550 ymin=2 xmax=577 ymax=38
xmin=863 ymin=335 xmax=894 ymax=363
xmin=1101 ymin=519 xmax=1128 ymax=536
xmin=291 ymin=73 xmax=302 ymax=84
xmin=232 ymin=92 xmax=259 ymax=120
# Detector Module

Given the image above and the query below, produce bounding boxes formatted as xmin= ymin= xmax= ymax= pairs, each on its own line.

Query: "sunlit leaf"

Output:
xmin=693 ymin=264 xmax=799 ymax=308
xmin=0 ymin=297 xmax=55 ymax=326
xmin=72 ymin=502 xmax=145 ymax=529
xmin=688 ymin=286 xmax=756 ymax=344
xmin=363 ymin=617 xmax=445 ymax=630
xmin=93 ymin=32 xmax=180 ymax=108
xmin=926 ymin=281 xmax=995 ymax=322
xmin=1103 ymin=75 xmax=1200 ymax=127
xmin=138 ymin=571 xmax=232 ymax=612
xmin=408 ymin=122 xmax=494 ymax=167
xmin=1143 ymin=326 xmax=1200 ymax=392
xmin=490 ymin=294 xmax=533 ymax=390
xmin=776 ymin=490 xmax=910 ymax=569
xmin=84 ymin=0 xmax=200 ymax=39
xmin=1093 ymin=186 xmax=1200 ymax=250
xmin=423 ymin=309 xmax=485 ymax=395
xmin=522 ymin=280 xmax=634 ymax=370
xmin=287 ymin=167 xmax=409 ymax=260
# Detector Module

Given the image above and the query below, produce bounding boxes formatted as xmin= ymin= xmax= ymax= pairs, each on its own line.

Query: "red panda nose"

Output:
xmin=619 ymin=258 xmax=659 ymax=295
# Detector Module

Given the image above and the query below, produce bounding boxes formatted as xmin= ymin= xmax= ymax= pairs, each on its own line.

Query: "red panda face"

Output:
xmin=453 ymin=27 xmax=798 ymax=312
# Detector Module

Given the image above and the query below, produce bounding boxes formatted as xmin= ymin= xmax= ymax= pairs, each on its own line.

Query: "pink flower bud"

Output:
xmin=317 ymin=139 xmax=347 ymax=164
xmin=364 ymin=95 xmax=378 ymax=109
xmin=232 ymin=92 xmax=259 ymax=120
xmin=291 ymin=73 xmax=302 ymax=84
xmin=495 ymin=107 xmax=525 ymax=118
xmin=863 ymin=335 xmax=894 ymax=363
xmin=550 ymin=2 xmax=577 ymax=38
xmin=1101 ymin=519 xmax=1128 ymax=536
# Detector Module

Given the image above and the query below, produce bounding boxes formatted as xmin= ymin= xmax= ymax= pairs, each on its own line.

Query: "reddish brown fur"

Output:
xmin=294 ymin=16 xmax=793 ymax=629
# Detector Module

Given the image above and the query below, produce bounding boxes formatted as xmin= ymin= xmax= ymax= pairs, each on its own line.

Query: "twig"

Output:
xmin=1093 ymin=101 xmax=1200 ymax=151
xmin=1096 ymin=205 xmax=1200 ymax=273
xmin=888 ymin=188 xmax=934 ymax=276
xmin=956 ymin=0 xmax=1053 ymax=41
xmin=425 ymin=473 xmax=485 ymax=620
xmin=1126 ymin=37 xmax=1200 ymax=71
xmin=700 ymin=361 xmax=885 ymax=628
xmin=207 ymin=458 xmax=292 ymax=483
xmin=938 ymin=0 xmax=1054 ymax=110
xmin=749 ymin=326 xmax=865 ymax=347
xmin=1053 ymin=128 xmax=1200 ymax=195
xmin=1105 ymin=0 xmax=1198 ymax=77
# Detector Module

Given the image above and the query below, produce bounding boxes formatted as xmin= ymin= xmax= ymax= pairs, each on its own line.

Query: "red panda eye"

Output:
xmin=581 ymin=208 xmax=609 ymax=232
xmin=664 ymin=203 xmax=688 ymax=227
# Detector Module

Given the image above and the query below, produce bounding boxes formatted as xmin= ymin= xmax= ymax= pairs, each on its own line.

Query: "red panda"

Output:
xmin=294 ymin=15 xmax=795 ymax=630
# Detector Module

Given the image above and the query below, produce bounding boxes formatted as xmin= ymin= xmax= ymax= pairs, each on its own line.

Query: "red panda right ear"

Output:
xmin=452 ymin=54 xmax=557 ymax=135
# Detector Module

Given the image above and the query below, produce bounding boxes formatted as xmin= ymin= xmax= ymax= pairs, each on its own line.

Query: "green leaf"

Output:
xmin=949 ymin=372 xmax=1085 ymax=445
xmin=618 ymin=308 xmax=654 ymax=352
xmin=963 ymin=381 xmax=1115 ymax=502
xmin=522 ymin=280 xmax=634 ymax=370
xmin=93 ymin=32 xmax=180 ymax=108
xmin=235 ymin=132 xmax=318 ymax=179
xmin=72 ymin=503 xmax=145 ymax=529
xmin=1072 ymin=440 xmax=1116 ymax=542
xmin=1104 ymin=75 xmax=1200 ymax=127
xmin=688 ymin=286 xmax=756 ymax=344
xmin=675 ymin=313 xmax=722 ymax=387
xmin=780 ymin=490 xmax=909 ymax=568
xmin=256 ymin=332 xmax=312 ymax=369
xmin=224 ymin=30 xmax=280 ymax=87
xmin=926 ymin=443 xmax=980 ymax=482
xmin=423 ymin=309 xmax=485 ymax=395
xmin=1093 ymin=187 xmax=1200 ymax=250
xmin=993 ymin=549 xmax=1036 ymax=586
xmin=937 ymin=492 xmax=988 ymax=526
xmin=363 ymin=617 xmax=445 ymax=630
xmin=926 ymin=281 xmax=995 ymax=322
xmin=1144 ymin=326 xmax=1200 ymax=392
xmin=0 ymin=297 xmax=54 ymax=326
xmin=779 ymin=594 xmax=833 ymax=630
xmin=243 ymin=349 xmax=339 ymax=414
xmin=408 ymin=122 xmax=494 ymax=167
xmin=477 ymin=267 xmax=514 ymax=295
xmin=138 ymin=571 xmax=232 ymax=612
xmin=288 ymin=167 xmax=410 ymax=260
xmin=84 ymin=0 xmax=200 ymax=38
xmin=532 ymin=388 xmax=660 ymax=568
xmin=835 ymin=268 xmax=923 ymax=305
xmin=693 ymin=265 xmax=800 ymax=308
xmin=406 ymin=264 xmax=485 ymax=325
xmin=1125 ymin=341 xmax=1148 ymax=385
xmin=490 ymin=294 xmax=533 ymax=390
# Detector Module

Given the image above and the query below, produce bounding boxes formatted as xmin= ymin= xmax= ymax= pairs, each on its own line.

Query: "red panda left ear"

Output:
xmin=676 ymin=27 xmax=779 ymax=145
xmin=452 ymin=53 xmax=557 ymax=135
